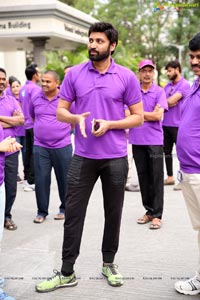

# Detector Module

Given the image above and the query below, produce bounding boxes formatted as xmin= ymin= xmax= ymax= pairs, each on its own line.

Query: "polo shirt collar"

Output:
xmin=88 ymin=58 xmax=117 ymax=74
xmin=141 ymin=82 xmax=156 ymax=93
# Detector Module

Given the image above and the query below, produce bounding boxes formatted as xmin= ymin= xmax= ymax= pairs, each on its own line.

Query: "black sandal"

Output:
xmin=4 ymin=219 xmax=17 ymax=230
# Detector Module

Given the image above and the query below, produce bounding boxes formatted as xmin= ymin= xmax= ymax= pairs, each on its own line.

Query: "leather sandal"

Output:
xmin=4 ymin=219 xmax=17 ymax=230
xmin=54 ymin=213 xmax=65 ymax=220
xmin=149 ymin=218 xmax=162 ymax=230
xmin=33 ymin=215 xmax=46 ymax=224
xmin=137 ymin=214 xmax=153 ymax=224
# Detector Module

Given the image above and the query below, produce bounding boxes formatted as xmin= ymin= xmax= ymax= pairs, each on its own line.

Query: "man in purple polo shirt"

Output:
xmin=29 ymin=70 xmax=72 ymax=223
xmin=129 ymin=59 xmax=168 ymax=230
xmin=163 ymin=60 xmax=190 ymax=190
xmin=0 ymin=68 xmax=24 ymax=231
xmin=35 ymin=22 xmax=143 ymax=292
xmin=174 ymin=33 xmax=200 ymax=295
xmin=0 ymin=128 xmax=22 ymax=300
xmin=19 ymin=63 xmax=41 ymax=192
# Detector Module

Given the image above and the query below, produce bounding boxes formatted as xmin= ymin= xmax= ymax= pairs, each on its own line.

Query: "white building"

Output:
xmin=0 ymin=0 xmax=97 ymax=82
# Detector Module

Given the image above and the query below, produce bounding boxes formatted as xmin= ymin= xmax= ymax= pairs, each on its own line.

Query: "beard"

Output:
xmin=88 ymin=46 xmax=110 ymax=62
xmin=168 ymin=73 xmax=178 ymax=81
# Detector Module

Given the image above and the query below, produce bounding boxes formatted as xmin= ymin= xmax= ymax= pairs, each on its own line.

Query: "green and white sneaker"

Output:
xmin=102 ymin=263 xmax=124 ymax=287
xmin=35 ymin=269 xmax=78 ymax=293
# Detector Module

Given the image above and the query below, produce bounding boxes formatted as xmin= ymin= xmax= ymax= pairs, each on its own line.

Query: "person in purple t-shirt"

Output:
xmin=129 ymin=59 xmax=168 ymax=230
xmin=175 ymin=33 xmax=200 ymax=296
xmin=0 ymin=68 xmax=24 ymax=231
xmin=0 ymin=128 xmax=22 ymax=300
xmin=29 ymin=70 xmax=72 ymax=224
xmin=35 ymin=22 xmax=143 ymax=292
xmin=163 ymin=60 xmax=190 ymax=190
xmin=19 ymin=63 xmax=41 ymax=192
xmin=10 ymin=78 xmax=26 ymax=182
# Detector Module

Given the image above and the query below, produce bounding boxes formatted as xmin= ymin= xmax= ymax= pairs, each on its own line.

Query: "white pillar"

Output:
xmin=3 ymin=51 xmax=26 ymax=84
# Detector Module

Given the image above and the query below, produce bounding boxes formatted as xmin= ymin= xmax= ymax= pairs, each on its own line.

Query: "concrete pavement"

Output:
xmin=0 ymin=154 xmax=199 ymax=300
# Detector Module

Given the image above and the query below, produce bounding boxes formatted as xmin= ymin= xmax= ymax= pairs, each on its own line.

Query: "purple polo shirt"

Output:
xmin=163 ymin=77 xmax=190 ymax=127
xmin=19 ymin=81 xmax=41 ymax=130
xmin=0 ymin=126 xmax=5 ymax=186
xmin=0 ymin=94 xmax=22 ymax=156
xmin=5 ymin=86 xmax=12 ymax=97
xmin=29 ymin=90 xmax=71 ymax=148
xmin=59 ymin=59 xmax=141 ymax=159
xmin=129 ymin=83 xmax=168 ymax=145
xmin=14 ymin=96 xmax=25 ymax=137
xmin=176 ymin=79 xmax=200 ymax=173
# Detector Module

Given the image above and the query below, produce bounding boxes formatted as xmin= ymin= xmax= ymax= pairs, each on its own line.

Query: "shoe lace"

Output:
xmin=47 ymin=269 xmax=61 ymax=282
xmin=107 ymin=264 xmax=119 ymax=275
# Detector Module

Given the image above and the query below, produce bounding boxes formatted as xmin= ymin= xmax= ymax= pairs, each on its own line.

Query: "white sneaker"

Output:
xmin=173 ymin=182 xmax=182 ymax=191
xmin=175 ymin=273 xmax=200 ymax=295
xmin=23 ymin=183 xmax=35 ymax=192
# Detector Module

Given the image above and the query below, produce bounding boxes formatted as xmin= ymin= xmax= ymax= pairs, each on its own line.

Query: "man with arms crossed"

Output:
xmin=35 ymin=22 xmax=143 ymax=292
xmin=163 ymin=60 xmax=190 ymax=190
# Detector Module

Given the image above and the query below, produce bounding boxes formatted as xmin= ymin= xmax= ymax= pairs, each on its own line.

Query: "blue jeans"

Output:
xmin=16 ymin=136 xmax=26 ymax=166
xmin=61 ymin=155 xmax=128 ymax=274
xmin=34 ymin=145 xmax=72 ymax=217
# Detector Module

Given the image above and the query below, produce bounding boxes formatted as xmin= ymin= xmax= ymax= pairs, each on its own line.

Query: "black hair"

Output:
xmin=43 ymin=70 xmax=60 ymax=81
xmin=64 ymin=65 xmax=73 ymax=70
xmin=9 ymin=76 xmax=18 ymax=86
xmin=165 ymin=60 xmax=181 ymax=73
xmin=10 ymin=78 xmax=21 ymax=87
xmin=0 ymin=68 xmax=6 ymax=76
xmin=25 ymin=63 xmax=38 ymax=80
xmin=189 ymin=32 xmax=200 ymax=51
xmin=88 ymin=22 xmax=118 ymax=55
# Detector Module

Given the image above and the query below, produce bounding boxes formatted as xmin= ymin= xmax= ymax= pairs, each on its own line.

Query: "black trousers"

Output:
xmin=163 ymin=126 xmax=178 ymax=177
xmin=5 ymin=152 xmax=19 ymax=220
xmin=61 ymin=155 xmax=128 ymax=274
xmin=24 ymin=128 xmax=34 ymax=184
xmin=132 ymin=145 xmax=164 ymax=219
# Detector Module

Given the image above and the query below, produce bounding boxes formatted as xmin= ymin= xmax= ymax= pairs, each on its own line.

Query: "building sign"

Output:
xmin=0 ymin=18 xmax=88 ymax=41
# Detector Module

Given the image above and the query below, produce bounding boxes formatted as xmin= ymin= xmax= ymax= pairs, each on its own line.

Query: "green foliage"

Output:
xmin=45 ymin=47 xmax=88 ymax=82
xmin=45 ymin=0 xmax=200 ymax=84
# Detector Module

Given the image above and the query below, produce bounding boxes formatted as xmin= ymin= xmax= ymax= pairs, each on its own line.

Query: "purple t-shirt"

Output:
xmin=176 ymin=78 xmax=200 ymax=173
xmin=14 ymin=96 xmax=25 ymax=137
xmin=163 ymin=77 xmax=190 ymax=127
xmin=0 ymin=125 xmax=5 ymax=186
xmin=0 ymin=94 xmax=23 ymax=156
xmin=129 ymin=83 xmax=168 ymax=145
xmin=5 ymin=86 xmax=12 ymax=97
xmin=19 ymin=81 xmax=41 ymax=130
xmin=59 ymin=59 xmax=142 ymax=159
xmin=29 ymin=90 xmax=71 ymax=148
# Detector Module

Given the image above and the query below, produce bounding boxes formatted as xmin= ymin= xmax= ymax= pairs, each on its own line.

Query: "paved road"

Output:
xmin=1 ymin=154 xmax=199 ymax=300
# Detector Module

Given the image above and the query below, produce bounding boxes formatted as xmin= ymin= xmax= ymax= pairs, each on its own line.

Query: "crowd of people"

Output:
xmin=0 ymin=22 xmax=200 ymax=298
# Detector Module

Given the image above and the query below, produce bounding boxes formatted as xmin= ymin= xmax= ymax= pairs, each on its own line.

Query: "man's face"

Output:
xmin=0 ymin=71 xmax=6 ymax=95
xmin=41 ymin=73 xmax=59 ymax=94
xmin=139 ymin=66 xmax=154 ymax=84
xmin=166 ymin=67 xmax=179 ymax=81
xmin=88 ymin=32 xmax=115 ymax=62
xmin=189 ymin=50 xmax=200 ymax=77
